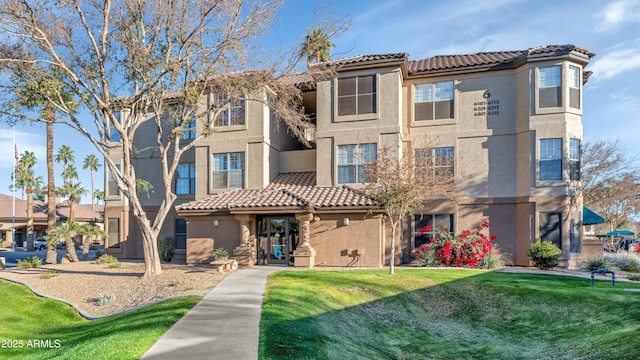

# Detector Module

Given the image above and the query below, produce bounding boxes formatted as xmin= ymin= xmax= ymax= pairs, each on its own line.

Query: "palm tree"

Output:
xmin=14 ymin=75 xmax=77 ymax=264
xmin=55 ymin=145 xmax=75 ymax=183
xmin=83 ymin=154 xmax=102 ymax=211
xmin=45 ymin=221 xmax=81 ymax=262
xmin=80 ymin=223 xmax=106 ymax=261
xmin=300 ymin=28 xmax=335 ymax=64
xmin=17 ymin=151 xmax=43 ymax=251
xmin=95 ymin=189 xmax=105 ymax=206
xmin=63 ymin=181 xmax=88 ymax=223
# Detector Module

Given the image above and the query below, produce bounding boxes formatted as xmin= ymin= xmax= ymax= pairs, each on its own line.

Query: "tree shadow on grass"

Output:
xmin=259 ymin=269 xmax=640 ymax=360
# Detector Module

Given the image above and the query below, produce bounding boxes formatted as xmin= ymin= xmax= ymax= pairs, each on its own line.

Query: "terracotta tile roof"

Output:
xmin=278 ymin=73 xmax=316 ymax=89
xmin=313 ymin=53 xmax=408 ymax=69
xmin=407 ymin=44 xmax=595 ymax=75
xmin=0 ymin=194 xmax=104 ymax=222
xmin=176 ymin=172 xmax=375 ymax=212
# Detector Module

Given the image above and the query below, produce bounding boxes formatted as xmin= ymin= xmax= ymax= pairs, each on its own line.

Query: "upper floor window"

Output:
xmin=569 ymin=65 xmax=581 ymax=109
xmin=415 ymin=147 xmax=454 ymax=178
xmin=109 ymin=112 xmax=122 ymax=142
xmin=538 ymin=66 xmax=562 ymax=108
xmin=176 ymin=163 xmax=195 ymax=195
xmin=175 ymin=117 xmax=196 ymax=140
xmin=569 ymin=139 xmax=581 ymax=181
xmin=337 ymin=143 xmax=377 ymax=183
xmin=414 ymin=81 xmax=454 ymax=120
xmin=213 ymin=93 xmax=245 ymax=127
xmin=107 ymin=164 xmax=121 ymax=196
xmin=539 ymin=138 xmax=562 ymax=180
xmin=212 ymin=152 xmax=244 ymax=188
xmin=337 ymin=75 xmax=376 ymax=116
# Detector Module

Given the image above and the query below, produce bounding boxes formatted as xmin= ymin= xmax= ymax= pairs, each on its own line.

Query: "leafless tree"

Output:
xmin=0 ymin=0 xmax=325 ymax=277
xmin=582 ymin=139 xmax=640 ymax=231
xmin=364 ymin=146 xmax=457 ymax=274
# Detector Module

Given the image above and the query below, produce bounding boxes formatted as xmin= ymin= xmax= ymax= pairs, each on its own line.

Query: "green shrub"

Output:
xmin=95 ymin=254 xmax=119 ymax=265
xmin=415 ymin=244 xmax=440 ymax=267
xmin=585 ymin=257 xmax=610 ymax=271
xmin=40 ymin=270 xmax=58 ymax=279
xmin=17 ymin=256 xmax=43 ymax=269
xmin=95 ymin=292 xmax=115 ymax=306
xmin=619 ymin=262 xmax=640 ymax=273
xmin=628 ymin=274 xmax=640 ymax=281
xmin=212 ymin=247 xmax=229 ymax=260
xmin=527 ymin=240 xmax=562 ymax=270
xmin=158 ymin=234 xmax=176 ymax=262
xmin=481 ymin=244 xmax=508 ymax=269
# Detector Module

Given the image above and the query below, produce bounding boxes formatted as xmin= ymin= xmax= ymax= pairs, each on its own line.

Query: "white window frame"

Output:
xmin=212 ymin=152 xmax=245 ymax=189
xmin=213 ymin=93 xmax=246 ymax=127
xmin=415 ymin=147 xmax=454 ymax=177
xmin=569 ymin=139 xmax=581 ymax=181
xmin=337 ymin=143 xmax=377 ymax=184
xmin=539 ymin=138 xmax=562 ymax=181
xmin=414 ymin=81 xmax=454 ymax=120
xmin=538 ymin=65 xmax=562 ymax=108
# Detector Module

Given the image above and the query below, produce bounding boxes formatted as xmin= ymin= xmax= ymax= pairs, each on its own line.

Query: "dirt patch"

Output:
xmin=0 ymin=261 xmax=227 ymax=317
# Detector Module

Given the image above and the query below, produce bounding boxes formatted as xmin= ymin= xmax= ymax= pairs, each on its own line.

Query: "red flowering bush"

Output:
xmin=414 ymin=221 xmax=504 ymax=269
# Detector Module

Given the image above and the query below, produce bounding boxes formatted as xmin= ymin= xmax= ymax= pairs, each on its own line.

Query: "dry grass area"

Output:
xmin=0 ymin=261 xmax=227 ymax=317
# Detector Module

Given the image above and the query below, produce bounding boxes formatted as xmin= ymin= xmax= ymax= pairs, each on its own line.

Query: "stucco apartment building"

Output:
xmin=104 ymin=44 xmax=594 ymax=269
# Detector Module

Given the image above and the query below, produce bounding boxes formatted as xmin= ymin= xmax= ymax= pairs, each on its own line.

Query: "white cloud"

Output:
xmin=596 ymin=0 xmax=640 ymax=31
xmin=0 ymin=128 xmax=46 ymax=170
xmin=588 ymin=47 xmax=640 ymax=81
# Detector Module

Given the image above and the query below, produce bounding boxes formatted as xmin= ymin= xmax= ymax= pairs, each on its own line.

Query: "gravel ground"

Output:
xmin=0 ymin=261 xmax=227 ymax=317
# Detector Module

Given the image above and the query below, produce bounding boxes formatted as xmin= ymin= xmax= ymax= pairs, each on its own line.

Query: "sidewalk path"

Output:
xmin=141 ymin=265 xmax=282 ymax=360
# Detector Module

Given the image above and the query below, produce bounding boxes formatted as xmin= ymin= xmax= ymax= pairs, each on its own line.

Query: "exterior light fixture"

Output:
xmin=343 ymin=218 xmax=350 ymax=226
xmin=213 ymin=219 xmax=219 ymax=227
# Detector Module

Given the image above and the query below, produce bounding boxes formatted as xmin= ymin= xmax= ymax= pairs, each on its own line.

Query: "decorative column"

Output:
xmin=293 ymin=212 xmax=316 ymax=268
xmin=233 ymin=214 xmax=254 ymax=268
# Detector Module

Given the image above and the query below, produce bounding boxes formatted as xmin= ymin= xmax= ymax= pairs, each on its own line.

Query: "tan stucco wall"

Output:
xmin=309 ymin=213 xmax=384 ymax=267
xmin=186 ymin=215 xmax=241 ymax=264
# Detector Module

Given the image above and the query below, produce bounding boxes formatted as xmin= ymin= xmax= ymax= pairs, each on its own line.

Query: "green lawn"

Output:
xmin=0 ymin=279 xmax=200 ymax=359
xmin=260 ymin=269 xmax=640 ymax=360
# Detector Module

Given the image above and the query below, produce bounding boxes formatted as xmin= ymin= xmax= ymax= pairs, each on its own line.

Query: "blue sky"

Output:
xmin=1 ymin=0 xmax=639 ymax=202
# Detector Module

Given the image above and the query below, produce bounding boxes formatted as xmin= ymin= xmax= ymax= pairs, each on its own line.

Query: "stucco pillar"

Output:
xmin=233 ymin=214 xmax=254 ymax=267
xmin=293 ymin=212 xmax=316 ymax=268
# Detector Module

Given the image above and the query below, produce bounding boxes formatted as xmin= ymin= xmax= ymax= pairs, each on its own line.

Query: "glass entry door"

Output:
xmin=257 ymin=216 xmax=298 ymax=265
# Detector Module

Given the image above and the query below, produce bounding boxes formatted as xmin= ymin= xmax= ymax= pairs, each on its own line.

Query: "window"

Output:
xmin=176 ymin=118 xmax=196 ymax=140
xmin=176 ymin=163 xmax=195 ymax=195
xmin=569 ymin=212 xmax=581 ymax=253
xmin=337 ymin=75 xmax=376 ymax=116
xmin=415 ymin=147 xmax=454 ymax=178
xmin=212 ymin=152 xmax=244 ymax=188
xmin=538 ymin=66 xmax=562 ymax=108
xmin=414 ymin=214 xmax=454 ymax=249
xmin=175 ymin=218 xmax=187 ymax=250
xmin=107 ymin=164 xmax=121 ymax=196
xmin=109 ymin=112 xmax=122 ymax=142
xmin=337 ymin=143 xmax=377 ymax=183
xmin=569 ymin=65 xmax=580 ymax=109
xmin=539 ymin=212 xmax=562 ymax=250
xmin=107 ymin=218 xmax=120 ymax=249
xmin=213 ymin=93 xmax=245 ymax=127
xmin=539 ymin=139 xmax=562 ymax=180
xmin=414 ymin=81 xmax=454 ymax=120
xmin=569 ymin=139 xmax=581 ymax=181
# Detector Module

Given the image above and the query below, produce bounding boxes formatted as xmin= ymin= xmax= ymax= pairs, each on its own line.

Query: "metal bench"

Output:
xmin=210 ymin=259 xmax=235 ymax=273
xmin=591 ymin=268 xmax=616 ymax=288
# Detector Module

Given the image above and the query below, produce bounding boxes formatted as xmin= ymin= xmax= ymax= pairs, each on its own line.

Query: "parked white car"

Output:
xmin=34 ymin=237 xmax=66 ymax=251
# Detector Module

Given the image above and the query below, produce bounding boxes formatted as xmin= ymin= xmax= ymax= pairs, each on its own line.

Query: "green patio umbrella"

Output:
xmin=606 ymin=230 xmax=635 ymax=237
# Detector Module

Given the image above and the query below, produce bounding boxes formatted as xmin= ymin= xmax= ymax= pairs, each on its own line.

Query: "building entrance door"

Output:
xmin=257 ymin=216 xmax=298 ymax=265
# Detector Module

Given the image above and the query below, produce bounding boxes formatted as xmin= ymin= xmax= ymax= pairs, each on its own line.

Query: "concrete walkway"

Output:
xmin=141 ymin=265 xmax=282 ymax=360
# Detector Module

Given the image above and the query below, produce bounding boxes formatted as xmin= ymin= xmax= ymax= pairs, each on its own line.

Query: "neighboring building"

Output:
xmin=0 ymin=194 xmax=104 ymax=248
xmin=104 ymin=44 xmax=594 ymax=269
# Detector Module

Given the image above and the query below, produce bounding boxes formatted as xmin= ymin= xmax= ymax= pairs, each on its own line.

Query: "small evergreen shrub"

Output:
xmin=95 ymin=292 xmax=115 ymax=306
xmin=40 ymin=270 xmax=58 ymax=279
xmin=628 ymin=275 xmax=640 ymax=281
xmin=95 ymin=254 xmax=119 ymax=265
xmin=619 ymin=262 xmax=640 ymax=273
xmin=17 ymin=256 xmax=43 ymax=269
xmin=158 ymin=234 xmax=176 ymax=262
xmin=585 ymin=257 xmax=610 ymax=271
xmin=527 ymin=240 xmax=562 ymax=270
